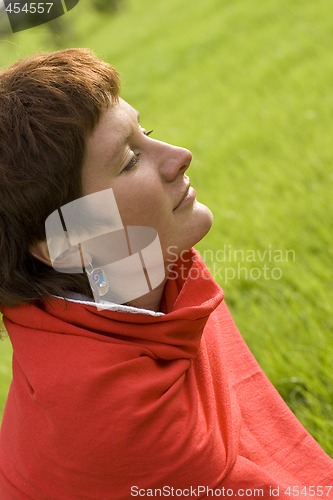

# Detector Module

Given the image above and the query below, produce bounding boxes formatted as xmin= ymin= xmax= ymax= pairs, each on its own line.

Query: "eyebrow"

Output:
xmin=126 ymin=106 xmax=141 ymax=132
xmin=104 ymin=107 xmax=141 ymax=171
xmin=122 ymin=108 xmax=140 ymax=144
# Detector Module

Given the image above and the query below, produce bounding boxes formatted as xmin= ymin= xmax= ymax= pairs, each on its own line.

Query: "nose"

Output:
xmin=158 ymin=142 xmax=193 ymax=182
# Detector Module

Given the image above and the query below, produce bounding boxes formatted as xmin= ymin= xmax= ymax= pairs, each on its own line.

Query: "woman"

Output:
xmin=0 ymin=48 xmax=332 ymax=499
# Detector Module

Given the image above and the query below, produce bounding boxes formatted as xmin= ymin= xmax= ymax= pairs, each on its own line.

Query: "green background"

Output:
xmin=0 ymin=0 xmax=332 ymax=455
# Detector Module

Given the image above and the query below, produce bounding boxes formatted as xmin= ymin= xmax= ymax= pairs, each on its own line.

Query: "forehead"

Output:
xmin=110 ymin=97 xmax=139 ymax=123
xmin=93 ymin=98 xmax=138 ymax=140
xmin=83 ymin=98 xmax=138 ymax=163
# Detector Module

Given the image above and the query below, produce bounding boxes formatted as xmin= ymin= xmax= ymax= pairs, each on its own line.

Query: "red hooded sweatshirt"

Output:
xmin=0 ymin=249 xmax=332 ymax=499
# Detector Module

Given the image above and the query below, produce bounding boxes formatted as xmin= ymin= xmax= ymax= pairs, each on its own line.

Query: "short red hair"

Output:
xmin=0 ymin=48 xmax=120 ymax=306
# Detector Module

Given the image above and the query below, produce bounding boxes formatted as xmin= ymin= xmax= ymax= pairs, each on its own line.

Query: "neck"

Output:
xmin=126 ymin=279 xmax=167 ymax=312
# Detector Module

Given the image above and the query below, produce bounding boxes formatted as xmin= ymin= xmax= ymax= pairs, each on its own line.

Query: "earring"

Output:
xmin=85 ymin=262 xmax=109 ymax=297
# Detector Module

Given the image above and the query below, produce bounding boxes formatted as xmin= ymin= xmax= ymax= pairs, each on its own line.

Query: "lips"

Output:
xmin=173 ymin=183 xmax=191 ymax=210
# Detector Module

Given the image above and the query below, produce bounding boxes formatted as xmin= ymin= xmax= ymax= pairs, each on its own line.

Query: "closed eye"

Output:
xmin=121 ymin=130 xmax=152 ymax=173
xmin=122 ymin=152 xmax=140 ymax=173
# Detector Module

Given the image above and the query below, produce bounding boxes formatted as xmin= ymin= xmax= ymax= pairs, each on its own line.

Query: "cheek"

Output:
xmin=113 ymin=181 xmax=169 ymax=228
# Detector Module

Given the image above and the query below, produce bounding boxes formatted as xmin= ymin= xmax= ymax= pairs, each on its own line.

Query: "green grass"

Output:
xmin=0 ymin=328 xmax=12 ymax=418
xmin=0 ymin=0 xmax=332 ymax=455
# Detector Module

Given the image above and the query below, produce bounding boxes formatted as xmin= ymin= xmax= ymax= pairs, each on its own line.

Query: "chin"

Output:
xmin=193 ymin=201 xmax=214 ymax=241
xmin=164 ymin=202 xmax=214 ymax=263
xmin=180 ymin=201 xmax=214 ymax=253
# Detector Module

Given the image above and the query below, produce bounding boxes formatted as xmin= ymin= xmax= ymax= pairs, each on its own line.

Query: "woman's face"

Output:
xmin=81 ymin=98 xmax=213 ymax=264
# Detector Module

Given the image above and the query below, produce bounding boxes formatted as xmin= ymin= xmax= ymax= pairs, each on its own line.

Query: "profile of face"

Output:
xmin=81 ymin=98 xmax=213 ymax=266
xmin=38 ymin=97 xmax=214 ymax=309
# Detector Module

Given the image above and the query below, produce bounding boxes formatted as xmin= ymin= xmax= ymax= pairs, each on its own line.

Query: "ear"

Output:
xmin=30 ymin=240 xmax=53 ymax=267
xmin=30 ymin=240 xmax=88 ymax=272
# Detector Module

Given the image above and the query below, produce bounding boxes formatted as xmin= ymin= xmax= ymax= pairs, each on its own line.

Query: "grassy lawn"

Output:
xmin=0 ymin=0 xmax=332 ymax=455
xmin=0 ymin=331 xmax=11 ymax=418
